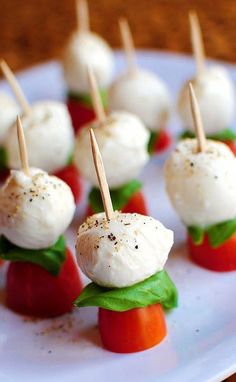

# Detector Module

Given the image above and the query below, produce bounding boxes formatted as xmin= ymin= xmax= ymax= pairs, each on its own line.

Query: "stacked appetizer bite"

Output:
xmin=178 ymin=12 xmax=236 ymax=154
xmin=0 ymin=117 xmax=82 ymax=317
xmin=0 ymin=60 xmax=82 ymax=203
xmin=74 ymin=129 xmax=178 ymax=353
xmin=74 ymin=68 xmax=149 ymax=215
xmin=108 ymin=19 xmax=171 ymax=154
xmin=165 ymin=83 xmax=236 ymax=271
xmin=62 ymin=0 xmax=114 ymax=133
xmin=0 ymin=91 xmax=19 ymax=181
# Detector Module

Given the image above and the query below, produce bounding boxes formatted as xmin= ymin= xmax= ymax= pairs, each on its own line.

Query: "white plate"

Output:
xmin=0 ymin=51 xmax=236 ymax=382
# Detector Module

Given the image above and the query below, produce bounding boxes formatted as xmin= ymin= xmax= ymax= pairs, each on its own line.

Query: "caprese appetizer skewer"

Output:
xmin=0 ymin=116 xmax=82 ymax=317
xmin=178 ymin=12 xmax=236 ymax=154
xmin=74 ymin=128 xmax=178 ymax=353
xmin=62 ymin=0 xmax=114 ymax=133
xmin=165 ymin=83 xmax=236 ymax=271
xmin=0 ymin=60 xmax=82 ymax=202
xmin=108 ymin=18 xmax=171 ymax=154
xmin=74 ymin=67 xmax=149 ymax=215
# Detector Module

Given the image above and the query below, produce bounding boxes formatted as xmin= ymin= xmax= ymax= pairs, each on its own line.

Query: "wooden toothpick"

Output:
xmin=87 ymin=66 xmax=106 ymax=124
xmin=189 ymin=11 xmax=205 ymax=77
xmin=0 ymin=60 xmax=31 ymax=116
xmin=76 ymin=0 xmax=89 ymax=33
xmin=89 ymin=129 xmax=113 ymax=220
xmin=16 ymin=116 xmax=30 ymax=176
xmin=119 ymin=18 xmax=137 ymax=74
xmin=189 ymin=83 xmax=207 ymax=152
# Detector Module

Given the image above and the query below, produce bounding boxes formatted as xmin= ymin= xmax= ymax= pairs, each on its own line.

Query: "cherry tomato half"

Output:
xmin=6 ymin=248 xmax=83 ymax=318
xmin=99 ymin=303 xmax=167 ymax=353
xmin=188 ymin=233 xmax=236 ymax=272
xmin=86 ymin=191 xmax=148 ymax=217
xmin=153 ymin=130 xmax=172 ymax=154
xmin=223 ymin=140 xmax=236 ymax=156
xmin=67 ymin=99 xmax=95 ymax=134
xmin=54 ymin=164 xmax=83 ymax=203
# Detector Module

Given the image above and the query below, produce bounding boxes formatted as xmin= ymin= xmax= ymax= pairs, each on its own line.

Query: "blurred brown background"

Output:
xmin=1 ymin=0 xmax=236 ymax=72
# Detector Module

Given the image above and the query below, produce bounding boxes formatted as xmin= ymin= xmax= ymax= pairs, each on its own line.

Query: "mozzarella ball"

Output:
xmin=0 ymin=168 xmax=75 ymax=249
xmin=108 ymin=69 xmax=170 ymax=131
xmin=62 ymin=31 xmax=114 ymax=94
xmin=76 ymin=211 xmax=173 ymax=288
xmin=164 ymin=139 xmax=236 ymax=227
xmin=5 ymin=101 xmax=74 ymax=173
xmin=74 ymin=111 xmax=149 ymax=188
xmin=178 ymin=66 xmax=235 ymax=135
xmin=0 ymin=92 xmax=19 ymax=145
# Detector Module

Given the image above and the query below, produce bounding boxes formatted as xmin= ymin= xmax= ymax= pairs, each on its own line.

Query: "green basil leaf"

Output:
xmin=89 ymin=180 xmax=142 ymax=213
xmin=0 ymin=235 xmax=66 ymax=276
xmin=207 ymin=218 xmax=236 ymax=248
xmin=179 ymin=128 xmax=236 ymax=143
xmin=74 ymin=270 xmax=178 ymax=312
xmin=188 ymin=225 xmax=204 ymax=245
xmin=210 ymin=128 xmax=236 ymax=142
xmin=179 ymin=130 xmax=195 ymax=140
xmin=68 ymin=89 xmax=108 ymax=108
xmin=147 ymin=131 xmax=159 ymax=154
xmin=0 ymin=147 xmax=8 ymax=171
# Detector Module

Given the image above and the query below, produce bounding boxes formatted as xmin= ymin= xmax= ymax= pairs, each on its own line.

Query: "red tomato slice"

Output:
xmin=153 ymin=130 xmax=172 ymax=154
xmin=67 ymin=99 xmax=96 ymax=134
xmin=54 ymin=164 xmax=83 ymax=203
xmin=222 ymin=140 xmax=236 ymax=156
xmin=86 ymin=191 xmax=148 ymax=217
xmin=6 ymin=248 xmax=83 ymax=318
xmin=99 ymin=303 xmax=167 ymax=353
xmin=188 ymin=233 xmax=236 ymax=271
xmin=0 ymin=169 xmax=10 ymax=183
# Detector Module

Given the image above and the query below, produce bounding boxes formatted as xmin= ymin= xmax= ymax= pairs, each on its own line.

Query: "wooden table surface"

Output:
xmin=0 ymin=1 xmax=236 ymax=380
xmin=1 ymin=0 xmax=236 ymax=71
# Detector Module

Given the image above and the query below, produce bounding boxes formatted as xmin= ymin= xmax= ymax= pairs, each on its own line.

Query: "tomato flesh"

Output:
xmin=54 ymin=164 xmax=83 ymax=203
xmin=86 ymin=191 xmax=148 ymax=217
xmin=6 ymin=248 xmax=83 ymax=318
xmin=67 ymin=99 xmax=96 ymax=134
xmin=223 ymin=140 xmax=236 ymax=156
xmin=188 ymin=233 xmax=236 ymax=271
xmin=99 ymin=303 xmax=166 ymax=353
xmin=153 ymin=130 xmax=172 ymax=154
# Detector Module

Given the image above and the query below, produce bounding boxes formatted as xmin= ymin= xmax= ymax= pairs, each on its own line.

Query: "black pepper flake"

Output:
xmin=124 ymin=223 xmax=130 ymax=226
xmin=29 ymin=199 xmax=33 ymax=202
xmin=135 ymin=245 xmax=138 ymax=249
xmin=48 ymin=350 xmax=52 ymax=354
xmin=190 ymin=162 xmax=194 ymax=167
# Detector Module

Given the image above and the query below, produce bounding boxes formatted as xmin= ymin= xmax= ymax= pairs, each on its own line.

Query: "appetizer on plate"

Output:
xmin=74 ymin=129 xmax=178 ymax=353
xmin=0 ymin=117 xmax=82 ymax=317
xmin=178 ymin=12 xmax=236 ymax=154
xmin=0 ymin=91 xmax=19 ymax=181
xmin=108 ymin=19 xmax=171 ymax=154
xmin=74 ymin=68 xmax=149 ymax=215
xmin=62 ymin=0 xmax=114 ymax=133
xmin=0 ymin=60 xmax=82 ymax=203
xmin=165 ymin=83 xmax=236 ymax=271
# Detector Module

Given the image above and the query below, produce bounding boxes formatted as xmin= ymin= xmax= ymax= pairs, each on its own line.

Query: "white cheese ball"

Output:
xmin=76 ymin=211 xmax=173 ymax=288
xmin=164 ymin=139 xmax=236 ymax=227
xmin=108 ymin=69 xmax=170 ymax=131
xmin=62 ymin=31 xmax=114 ymax=94
xmin=178 ymin=66 xmax=235 ymax=135
xmin=0 ymin=92 xmax=19 ymax=145
xmin=5 ymin=101 xmax=74 ymax=173
xmin=0 ymin=168 xmax=75 ymax=249
xmin=74 ymin=111 xmax=149 ymax=188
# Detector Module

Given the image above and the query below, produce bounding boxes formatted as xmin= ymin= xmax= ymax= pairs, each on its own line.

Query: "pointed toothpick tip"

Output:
xmin=89 ymin=128 xmax=113 ymax=221
xmin=16 ymin=115 xmax=30 ymax=177
xmin=87 ymin=66 xmax=106 ymax=124
xmin=188 ymin=82 xmax=207 ymax=152
xmin=76 ymin=0 xmax=89 ymax=33
xmin=189 ymin=10 xmax=205 ymax=77
xmin=119 ymin=17 xmax=137 ymax=74
xmin=0 ymin=60 xmax=31 ymax=116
